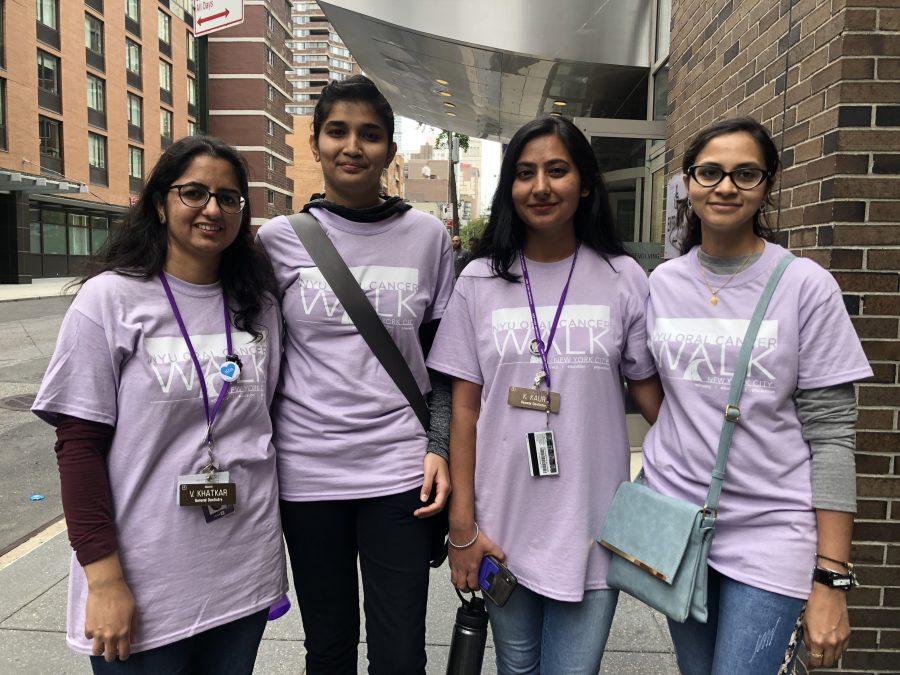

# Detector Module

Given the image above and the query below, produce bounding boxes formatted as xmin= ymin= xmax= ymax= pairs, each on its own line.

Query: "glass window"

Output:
xmin=159 ymin=60 xmax=172 ymax=92
xmin=653 ymin=62 xmax=669 ymax=122
xmin=267 ymin=49 xmax=275 ymax=67
xmin=68 ymin=214 xmax=90 ymax=255
xmin=160 ymin=108 xmax=173 ymax=139
xmin=267 ymin=118 xmax=275 ymax=135
xmin=157 ymin=9 xmax=170 ymax=44
xmin=127 ymin=93 xmax=142 ymax=127
xmin=267 ymin=189 xmax=275 ymax=205
xmin=37 ymin=50 xmax=60 ymax=94
xmin=126 ymin=39 xmax=141 ymax=74
xmin=267 ymin=12 xmax=275 ymax=31
xmin=125 ymin=0 xmax=139 ymax=22
xmin=656 ymin=0 xmax=671 ymax=60
xmin=186 ymin=31 xmax=197 ymax=62
xmin=128 ymin=146 xmax=143 ymax=178
xmin=36 ymin=0 xmax=57 ymax=29
xmin=0 ymin=79 xmax=6 ymax=151
xmin=187 ymin=119 xmax=197 ymax=136
xmin=38 ymin=116 xmax=62 ymax=157
xmin=43 ymin=223 xmax=66 ymax=254
xmin=30 ymin=221 xmax=42 ymax=253
xmin=91 ymin=216 xmax=109 ymax=254
xmin=267 ymin=84 xmax=275 ymax=101
xmin=85 ymin=14 xmax=103 ymax=54
xmin=187 ymin=76 xmax=197 ymax=105
xmin=266 ymin=154 xmax=274 ymax=171
xmin=87 ymin=74 xmax=105 ymax=112
xmin=88 ymin=132 xmax=106 ymax=168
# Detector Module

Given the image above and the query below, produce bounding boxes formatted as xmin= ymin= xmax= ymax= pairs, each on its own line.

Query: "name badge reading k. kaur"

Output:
xmin=508 ymin=386 xmax=560 ymax=413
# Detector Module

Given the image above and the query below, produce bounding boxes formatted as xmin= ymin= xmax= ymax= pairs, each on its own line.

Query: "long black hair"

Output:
xmin=677 ymin=116 xmax=779 ymax=254
xmin=82 ymin=135 xmax=276 ymax=339
xmin=478 ymin=116 xmax=627 ymax=282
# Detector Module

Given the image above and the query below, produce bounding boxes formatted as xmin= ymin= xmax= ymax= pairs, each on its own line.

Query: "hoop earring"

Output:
xmin=686 ymin=198 xmax=693 ymax=211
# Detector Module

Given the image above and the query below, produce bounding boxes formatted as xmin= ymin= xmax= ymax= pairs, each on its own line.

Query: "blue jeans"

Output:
xmin=486 ymin=585 xmax=619 ymax=675
xmin=667 ymin=567 xmax=805 ymax=675
xmin=89 ymin=608 xmax=268 ymax=674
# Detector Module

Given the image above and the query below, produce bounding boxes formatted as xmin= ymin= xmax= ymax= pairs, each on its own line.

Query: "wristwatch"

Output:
xmin=813 ymin=566 xmax=858 ymax=591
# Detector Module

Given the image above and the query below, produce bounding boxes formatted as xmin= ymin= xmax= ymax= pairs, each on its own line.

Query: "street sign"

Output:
xmin=193 ymin=0 xmax=244 ymax=37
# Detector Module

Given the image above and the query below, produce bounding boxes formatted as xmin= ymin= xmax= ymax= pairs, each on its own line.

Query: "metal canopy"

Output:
xmin=0 ymin=170 xmax=85 ymax=196
xmin=319 ymin=0 xmax=652 ymax=142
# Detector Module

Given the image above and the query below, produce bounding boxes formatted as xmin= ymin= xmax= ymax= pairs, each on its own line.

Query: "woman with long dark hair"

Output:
xmin=641 ymin=117 xmax=870 ymax=672
xmin=427 ymin=116 xmax=662 ymax=673
xmin=32 ymin=136 xmax=286 ymax=672
xmin=256 ymin=75 xmax=454 ymax=673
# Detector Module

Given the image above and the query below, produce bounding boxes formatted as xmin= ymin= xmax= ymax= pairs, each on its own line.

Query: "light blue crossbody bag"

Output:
xmin=598 ymin=252 xmax=795 ymax=623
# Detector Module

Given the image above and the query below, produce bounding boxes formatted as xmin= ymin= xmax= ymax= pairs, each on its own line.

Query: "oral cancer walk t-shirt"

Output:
xmin=426 ymin=250 xmax=656 ymax=601
xmin=32 ymin=272 xmax=287 ymax=655
xmin=642 ymin=241 xmax=872 ymax=599
xmin=257 ymin=205 xmax=454 ymax=501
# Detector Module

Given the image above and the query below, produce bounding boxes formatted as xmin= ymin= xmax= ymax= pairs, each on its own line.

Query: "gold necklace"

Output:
xmin=698 ymin=248 xmax=757 ymax=306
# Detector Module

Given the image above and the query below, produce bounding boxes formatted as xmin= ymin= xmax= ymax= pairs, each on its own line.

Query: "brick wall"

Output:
xmin=668 ymin=1 xmax=899 ymax=672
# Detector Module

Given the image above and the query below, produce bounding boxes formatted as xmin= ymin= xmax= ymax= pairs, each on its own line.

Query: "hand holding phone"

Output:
xmin=478 ymin=555 xmax=518 ymax=607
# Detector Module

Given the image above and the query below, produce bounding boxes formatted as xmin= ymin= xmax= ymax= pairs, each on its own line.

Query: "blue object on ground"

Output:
xmin=29 ymin=494 xmax=45 ymax=502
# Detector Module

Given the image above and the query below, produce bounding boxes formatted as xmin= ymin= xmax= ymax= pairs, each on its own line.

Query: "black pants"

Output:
xmin=89 ymin=609 xmax=268 ymax=674
xmin=280 ymin=488 xmax=432 ymax=675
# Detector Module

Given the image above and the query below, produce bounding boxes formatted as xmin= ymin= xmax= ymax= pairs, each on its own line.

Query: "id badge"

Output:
xmin=176 ymin=471 xmax=236 ymax=521
xmin=507 ymin=387 xmax=560 ymax=413
xmin=526 ymin=430 xmax=559 ymax=477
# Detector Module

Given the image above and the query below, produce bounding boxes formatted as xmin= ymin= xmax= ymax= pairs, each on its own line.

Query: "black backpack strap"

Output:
xmin=286 ymin=213 xmax=431 ymax=431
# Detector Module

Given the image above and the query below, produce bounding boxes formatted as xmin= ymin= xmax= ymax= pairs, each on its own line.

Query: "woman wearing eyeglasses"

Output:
xmin=640 ymin=117 xmax=871 ymax=673
xmin=32 ymin=136 xmax=286 ymax=673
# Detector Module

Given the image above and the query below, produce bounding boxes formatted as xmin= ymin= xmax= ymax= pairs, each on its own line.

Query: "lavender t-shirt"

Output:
xmin=642 ymin=242 xmax=872 ymax=599
xmin=427 ymin=250 xmax=656 ymax=601
xmin=32 ymin=272 xmax=287 ymax=655
xmin=257 ymin=206 xmax=454 ymax=500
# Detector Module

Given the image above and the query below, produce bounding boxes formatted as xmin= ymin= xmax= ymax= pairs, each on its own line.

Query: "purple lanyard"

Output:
xmin=159 ymin=272 xmax=232 ymax=443
xmin=518 ymin=246 xmax=579 ymax=392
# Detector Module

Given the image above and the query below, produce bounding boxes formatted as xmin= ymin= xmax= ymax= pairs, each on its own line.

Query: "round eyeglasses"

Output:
xmin=168 ymin=184 xmax=246 ymax=214
xmin=687 ymin=165 xmax=770 ymax=190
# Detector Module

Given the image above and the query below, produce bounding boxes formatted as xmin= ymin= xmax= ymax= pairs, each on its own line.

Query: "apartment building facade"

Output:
xmin=0 ymin=0 xmax=198 ymax=282
xmin=207 ymin=0 xmax=295 ymax=225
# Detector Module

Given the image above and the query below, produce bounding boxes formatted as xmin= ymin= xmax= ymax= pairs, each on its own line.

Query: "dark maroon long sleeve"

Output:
xmin=54 ymin=415 xmax=117 ymax=566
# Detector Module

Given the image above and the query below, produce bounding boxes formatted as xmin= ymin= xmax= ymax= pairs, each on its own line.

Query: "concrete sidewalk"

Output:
xmin=0 ymin=523 xmax=678 ymax=674
xmin=0 ymin=278 xmax=78 ymax=303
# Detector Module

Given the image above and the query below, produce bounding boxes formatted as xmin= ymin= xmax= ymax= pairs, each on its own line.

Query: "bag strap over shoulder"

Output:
xmin=286 ymin=212 xmax=431 ymax=432
xmin=703 ymin=252 xmax=795 ymax=518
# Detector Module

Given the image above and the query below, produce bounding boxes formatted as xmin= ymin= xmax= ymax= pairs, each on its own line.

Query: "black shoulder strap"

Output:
xmin=286 ymin=212 xmax=431 ymax=432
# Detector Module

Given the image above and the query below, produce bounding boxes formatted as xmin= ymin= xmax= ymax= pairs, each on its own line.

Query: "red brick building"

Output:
xmin=668 ymin=1 xmax=899 ymax=671
xmin=207 ymin=0 xmax=294 ymax=225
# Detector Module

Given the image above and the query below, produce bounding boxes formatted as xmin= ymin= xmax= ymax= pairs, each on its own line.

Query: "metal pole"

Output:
xmin=448 ymin=132 xmax=460 ymax=237
xmin=198 ymin=35 xmax=210 ymax=134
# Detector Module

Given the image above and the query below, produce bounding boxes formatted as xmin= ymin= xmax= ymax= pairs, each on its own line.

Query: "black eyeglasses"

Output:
xmin=168 ymin=184 xmax=246 ymax=214
xmin=687 ymin=165 xmax=770 ymax=190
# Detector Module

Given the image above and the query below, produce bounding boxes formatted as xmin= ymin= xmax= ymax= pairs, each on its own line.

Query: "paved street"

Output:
xmin=0 ymin=287 xmax=677 ymax=674
xmin=0 ymin=295 xmax=72 ymax=555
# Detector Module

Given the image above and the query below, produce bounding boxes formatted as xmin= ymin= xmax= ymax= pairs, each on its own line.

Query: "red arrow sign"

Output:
xmin=198 ymin=8 xmax=229 ymax=24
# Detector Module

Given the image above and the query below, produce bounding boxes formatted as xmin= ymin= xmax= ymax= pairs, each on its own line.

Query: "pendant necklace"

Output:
xmin=698 ymin=248 xmax=756 ymax=306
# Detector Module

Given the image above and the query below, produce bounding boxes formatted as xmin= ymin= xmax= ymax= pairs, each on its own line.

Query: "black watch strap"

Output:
xmin=813 ymin=566 xmax=858 ymax=590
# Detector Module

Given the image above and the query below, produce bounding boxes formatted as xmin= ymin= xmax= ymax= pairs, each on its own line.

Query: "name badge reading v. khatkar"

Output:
xmin=179 ymin=481 xmax=237 ymax=507
xmin=508 ymin=386 xmax=561 ymax=413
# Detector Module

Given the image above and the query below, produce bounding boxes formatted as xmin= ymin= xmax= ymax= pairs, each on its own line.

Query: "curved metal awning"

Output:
xmin=319 ymin=0 xmax=653 ymax=142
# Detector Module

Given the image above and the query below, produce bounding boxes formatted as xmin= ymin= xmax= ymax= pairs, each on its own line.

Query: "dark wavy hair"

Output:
xmin=676 ymin=116 xmax=779 ymax=254
xmin=477 ymin=116 xmax=627 ymax=282
xmin=312 ymin=74 xmax=395 ymax=141
xmin=82 ymin=136 xmax=276 ymax=340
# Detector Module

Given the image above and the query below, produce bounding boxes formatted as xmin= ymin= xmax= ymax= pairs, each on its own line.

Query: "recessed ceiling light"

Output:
xmin=435 ymin=79 xmax=449 ymax=86
xmin=446 ymin=111 xmax=457 ymax=116
xmin=553 ymin=100 xmax=567 ymax=107
xmin=443 ymin=101 xmax=456 ymax=108
xmin=438 ymin=91 xmax=453 ymax=97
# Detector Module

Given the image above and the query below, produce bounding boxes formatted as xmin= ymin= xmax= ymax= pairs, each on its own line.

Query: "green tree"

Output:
xmin=460 ymin=216 xmax=486 ymax=243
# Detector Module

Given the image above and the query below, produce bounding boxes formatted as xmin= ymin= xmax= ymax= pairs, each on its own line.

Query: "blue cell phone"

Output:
xmin=478 ymin=555 xmax=517 ymax=606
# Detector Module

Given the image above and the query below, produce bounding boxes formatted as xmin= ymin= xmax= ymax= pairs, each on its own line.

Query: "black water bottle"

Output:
xmin=446 ymin=589 xmax=489 ymax=675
